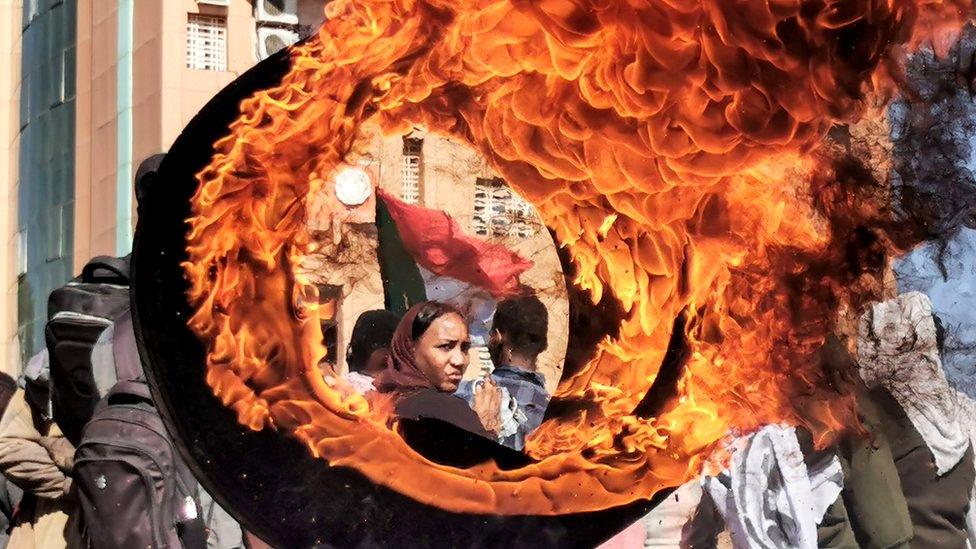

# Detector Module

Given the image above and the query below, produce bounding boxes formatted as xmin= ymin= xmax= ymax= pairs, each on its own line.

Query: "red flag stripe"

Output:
xmin=376 ymin=190 xmax=533 ymax=297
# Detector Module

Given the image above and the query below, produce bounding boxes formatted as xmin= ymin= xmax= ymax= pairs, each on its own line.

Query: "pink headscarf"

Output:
xmin=372 ymin=303 xmax=440 ymax=397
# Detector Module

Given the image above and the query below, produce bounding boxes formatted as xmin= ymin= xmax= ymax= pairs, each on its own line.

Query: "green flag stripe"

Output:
xmin=375 ymin=195 xmax=428 ymax=314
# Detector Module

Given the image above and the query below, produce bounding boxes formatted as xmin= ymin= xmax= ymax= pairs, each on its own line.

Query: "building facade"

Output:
xmin=6 ymin=0 xmax=571 ymax=386
xmin=1 ymin=0 xmax=25 ymax=376
xmin=15 ymin=0 xmax=77 ymax=368
xmin=304 ymin=125 xmax=570 ymax=392
xmin=5 ymin=0 xmax=328 ymax=372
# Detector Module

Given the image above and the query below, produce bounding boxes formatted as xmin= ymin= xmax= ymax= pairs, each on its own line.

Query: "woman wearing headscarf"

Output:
xmin=373 ymin=301 xmax=502 ymax=438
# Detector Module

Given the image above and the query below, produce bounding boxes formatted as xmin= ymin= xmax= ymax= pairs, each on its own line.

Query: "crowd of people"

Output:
xmin=297 ymin=289 xmax=976 ymax=548
xmin=0 ymin=291 xmax=555 ymax=548
xmin=339 ymin=295 xmax=552 ymax=451
xmin=0 ymin=266 xmax=973 ymax=548
xmin=603 ymin=292 xmax=976 ymax=548
xmin=328 ymin=289 xmax=976 ymax=549
xmin=0 ymin=347 xmax=252 ymax=548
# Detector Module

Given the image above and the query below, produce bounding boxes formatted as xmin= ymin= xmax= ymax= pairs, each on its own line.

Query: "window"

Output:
xmin=401 ymin=137 xmax=423 ymax=204
xmin=186 ymin=14 xmax=227 ymax=71
xmin=22 ymin=0 xmax=38 ymax=29
xmin=60 ymin=47 xmax=76 ymax=102
xmin=472 ymin=177 xmax=537 ymax=238
xmin=316 ymin=285 xmax=341 ymax=366
xmin=51 ymin=51 xmax=64 ymax=107
xmin=17 ymin=229 xmax=27 ymax=277
xmin=46 ymin=203 xmax=67 ymax=261
xmin=19 ymin=75 xmax=29 ymax=130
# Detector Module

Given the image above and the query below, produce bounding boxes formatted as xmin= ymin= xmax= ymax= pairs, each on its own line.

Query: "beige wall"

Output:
xmin=75 ymin=0 xmax=272 ymax=271
xmin=132 ymin=1 xmax=164 ymax=186
xmin=74 ymin=0 xmax=118 ymax=270
xmin=0 ymin=0 xmax=22 ymax=376
xmin=162 ymin=0 xmax=258 ymax=148
xmin=301 ymin=223 xmax=385 ymax=374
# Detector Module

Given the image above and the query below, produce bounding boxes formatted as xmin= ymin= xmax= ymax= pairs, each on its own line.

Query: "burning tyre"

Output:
xmin=131 ymin=0 xmax=973 ymax=546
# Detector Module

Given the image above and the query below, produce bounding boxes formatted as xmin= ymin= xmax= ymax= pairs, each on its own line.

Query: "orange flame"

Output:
xmin=183 ymin=0 xmax=971 ymax=515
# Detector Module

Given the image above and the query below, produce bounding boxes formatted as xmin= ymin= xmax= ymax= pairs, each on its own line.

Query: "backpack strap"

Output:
xmin=105 ymin=379 xmax=153 ymax=404
xmin=81 ymin=256 xmax=130 ymax=284
xmin=112 ymin=311 xmax=143 ymax=382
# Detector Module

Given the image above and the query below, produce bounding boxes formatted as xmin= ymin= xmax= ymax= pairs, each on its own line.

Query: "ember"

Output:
xmin=182 ymin=0 xmax=972 ymax=517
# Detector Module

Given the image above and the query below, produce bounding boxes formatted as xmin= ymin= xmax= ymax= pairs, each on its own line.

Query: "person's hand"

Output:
xmin=473 ymin=376 xmax=502 ymax=435
xmin=37 ymin=435 xmax=75 ymax=473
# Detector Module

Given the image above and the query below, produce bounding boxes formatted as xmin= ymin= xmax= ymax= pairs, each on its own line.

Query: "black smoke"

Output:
xmin=890 ymin=24 xmax=976 ymax=279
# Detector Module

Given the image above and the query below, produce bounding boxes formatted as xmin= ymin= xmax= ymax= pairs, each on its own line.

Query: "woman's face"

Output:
xmin=414 ymin=312 xmax=471 ymax=392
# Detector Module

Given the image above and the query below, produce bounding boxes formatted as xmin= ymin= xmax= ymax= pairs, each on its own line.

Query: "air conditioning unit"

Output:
xmin=255 ymin=0 xmax=299 ymax=26
xmin=196 ymin=0 xmax=230 ymax=6
xmin=256 ymin=27 xmax=299 ymax=60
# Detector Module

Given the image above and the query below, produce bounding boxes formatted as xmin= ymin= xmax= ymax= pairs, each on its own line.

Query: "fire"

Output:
xmin=183 ymin=0 xmax=971 ymax=516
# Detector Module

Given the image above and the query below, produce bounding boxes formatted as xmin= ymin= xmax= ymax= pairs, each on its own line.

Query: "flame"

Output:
xmin=183 ymin=0 xmax=971 ymax=516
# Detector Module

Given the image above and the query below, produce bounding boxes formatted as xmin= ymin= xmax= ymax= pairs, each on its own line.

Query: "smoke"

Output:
xmin=891 ymin=24 xmax=976 ymax=279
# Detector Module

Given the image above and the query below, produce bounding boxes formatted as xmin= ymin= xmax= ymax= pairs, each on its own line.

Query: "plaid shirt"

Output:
xmin=457 ymin=365 xmax=549 ymax=451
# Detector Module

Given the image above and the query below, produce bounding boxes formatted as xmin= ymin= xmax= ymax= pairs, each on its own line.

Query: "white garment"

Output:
xmin=702 ymin=425 xmax=843 ymax=549
xmin=859 ymin=292 xmax=976 ymax=546
xmin=496 ymin=386 xmax=523 ymax=440
xmin=642 ymin=480 xmax=722 ymax=548
xmin=343 ymin=371 xmax=376 ymax=395
xmin=857 ymin=292 xmax=971 ymax=475
xmin=197 ymin=485 xmax=245 ymax=548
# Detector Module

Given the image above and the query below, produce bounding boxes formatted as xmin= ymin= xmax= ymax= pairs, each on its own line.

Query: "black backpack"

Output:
xmin=45 ymin=256 xmax=131 ymax=444
xmin=72 ymin=313 xmax=207 ymax=549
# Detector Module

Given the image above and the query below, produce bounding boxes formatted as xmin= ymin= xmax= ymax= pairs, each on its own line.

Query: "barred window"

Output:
xmin=46 ymin=203 xmax=67 ymax=261
xmin=472 ymin=177 xmax=536 ymax=238
xmin=401 ymin=137 xmax=423 ymax=204
xmin=16 ymin=229 xmax=27 ymax=277
xmin=186 ymin=14 xmax=227 ymax=71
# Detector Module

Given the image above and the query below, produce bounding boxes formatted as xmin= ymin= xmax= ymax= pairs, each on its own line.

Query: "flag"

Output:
xmin=376 ymin=189 xmax=533 ymax=300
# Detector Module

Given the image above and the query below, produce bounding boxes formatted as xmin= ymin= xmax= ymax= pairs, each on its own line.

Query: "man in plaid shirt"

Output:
xmin=457 ymin=296 xmax=550 ymax=451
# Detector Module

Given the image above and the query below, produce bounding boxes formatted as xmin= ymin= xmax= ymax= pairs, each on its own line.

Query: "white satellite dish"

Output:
xmin=334 ymin=167 xmax=372 ymax=206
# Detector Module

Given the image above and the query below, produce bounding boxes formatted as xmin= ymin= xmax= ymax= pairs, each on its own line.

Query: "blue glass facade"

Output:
xmin=17 ymin=0 xmax=77 ymax=362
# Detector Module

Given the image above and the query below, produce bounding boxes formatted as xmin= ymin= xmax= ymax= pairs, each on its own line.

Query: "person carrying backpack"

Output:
xmin=71 ymin=311 xmax=209 ymax=548
xmin=57 ymin=303 xmax=246 ymax=549
xmin=0 ymin=372 xmax=22 ymax=548
xmin=46 ymin=256 xmax=131 ymax=446
xmin=0 ymin=350 xmax=82 ymax=549
xmin=65 ymin=155 xmax=247 ymax=549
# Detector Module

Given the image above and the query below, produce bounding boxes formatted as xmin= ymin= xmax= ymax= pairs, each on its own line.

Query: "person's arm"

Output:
xmin=0 ymin=389 xmax=72 ymax=499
